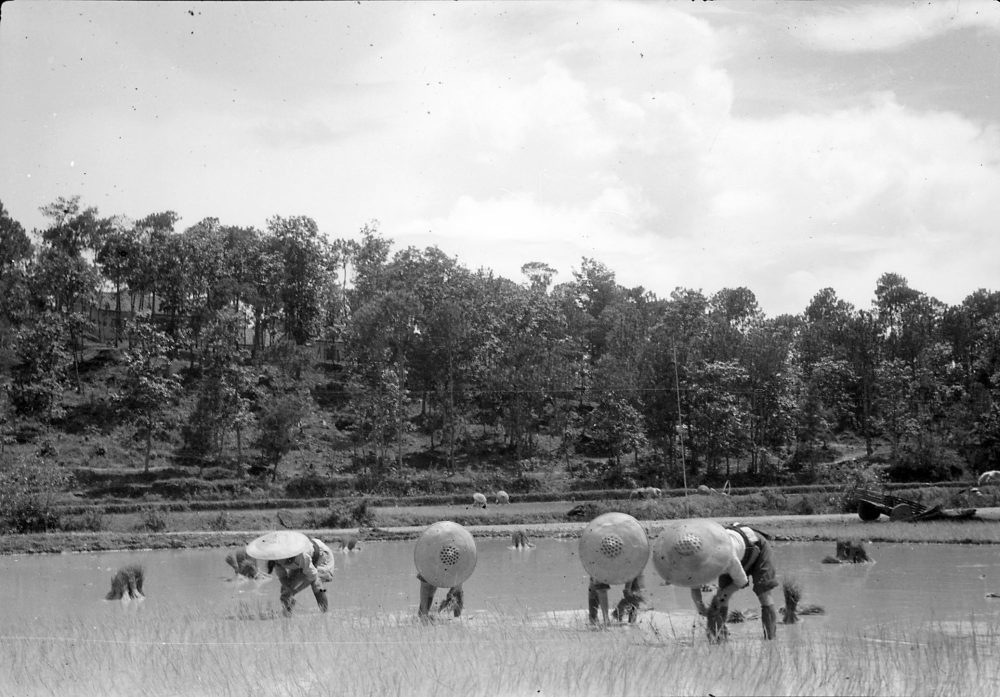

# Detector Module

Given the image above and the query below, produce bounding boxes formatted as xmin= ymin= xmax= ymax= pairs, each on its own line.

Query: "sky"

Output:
xmin=2 ymin=1 xmax=999 ymax=317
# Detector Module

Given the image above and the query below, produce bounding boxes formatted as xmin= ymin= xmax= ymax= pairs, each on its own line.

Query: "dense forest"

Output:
xmin=1 ymin=196 xmax=999 ymax=499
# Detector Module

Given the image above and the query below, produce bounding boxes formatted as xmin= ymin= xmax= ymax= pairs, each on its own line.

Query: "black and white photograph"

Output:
xmin=2 ymin=1 xmax=999 ymax=695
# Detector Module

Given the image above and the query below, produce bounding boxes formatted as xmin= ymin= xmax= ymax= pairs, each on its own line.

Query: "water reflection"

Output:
xmin=2 ymin=539 xmax=999 ymax=634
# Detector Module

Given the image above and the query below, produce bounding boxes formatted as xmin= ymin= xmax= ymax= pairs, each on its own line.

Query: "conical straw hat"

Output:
xmin=651 ymin=520 xmax=735 ymax=587
xmin=579 ymin=512 xmax=650 ymax=585
xmin=246 ymin=530 xmax=313 ymax=561
xmin=413 ymin=521 xmax=477 ymax=588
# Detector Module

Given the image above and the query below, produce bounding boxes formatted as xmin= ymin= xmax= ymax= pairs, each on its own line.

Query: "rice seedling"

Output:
xmin=1 ymin=606 xmax=997 ymax=697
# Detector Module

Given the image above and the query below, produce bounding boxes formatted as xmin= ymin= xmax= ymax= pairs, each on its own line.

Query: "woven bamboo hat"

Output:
xmin=651 ymin=520 xmax=735 ymax=587
xmin=246 ymin=531 xmax=313 ymax=561
xmin=414 ymin=521 xmax=477 ymax=588
xmin=579 ymin=512 xmax=650 ymax=585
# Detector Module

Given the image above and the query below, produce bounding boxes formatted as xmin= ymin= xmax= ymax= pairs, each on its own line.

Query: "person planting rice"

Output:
xmin=579 ymin=512 xmax=651 ymax=626
xmin=246 ymin=531 xmax=336 ymax=617
xmin=414 ymin=521 xmax=477 ymax=619
xmin=587 ymin=573 xmax=646 ymax=625
xmin=652 ymin=519 xmax=779 ymax=642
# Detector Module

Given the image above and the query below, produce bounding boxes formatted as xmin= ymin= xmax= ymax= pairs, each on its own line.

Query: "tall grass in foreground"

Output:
xmin=1 ymin=607 xmax=998 ymax=697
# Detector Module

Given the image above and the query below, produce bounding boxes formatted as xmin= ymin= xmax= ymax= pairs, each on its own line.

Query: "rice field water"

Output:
xmin=2 ymin=604 xmax=999 ymax=697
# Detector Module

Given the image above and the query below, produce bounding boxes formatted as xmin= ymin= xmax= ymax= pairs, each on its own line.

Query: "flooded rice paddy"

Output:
xmin=3 ymin=538 xmax=1000 ymax=634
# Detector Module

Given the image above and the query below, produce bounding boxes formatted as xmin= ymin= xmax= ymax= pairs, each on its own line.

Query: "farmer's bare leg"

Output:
xmin=615 ymin=576 xmax=644 ymax=623
xmin=588 ymin=582 xmax=610 ymax=625
xmin=278 ymin=569 xmax=312 ymax=616
xmin=439 ymin=585 xmax=464 ymax=617
xmin=757 ymin=588 xmax=777 ymax=640
xmin=418 ymin=578 xmax=437 ymax=618
xmin=706 ymin=583 xmax=739 ymax=643
xmin=312 ymin=581 xmax=328 ymax=612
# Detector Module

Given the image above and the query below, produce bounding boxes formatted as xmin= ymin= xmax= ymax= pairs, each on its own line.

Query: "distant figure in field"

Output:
xmin=471 ymin=492 xmax=488 ymax=509
xmin=333 ymin=534 xmax=360 ymax=551
xmin=225 ymin=549 xmax=263 ymax=579
xmin=821 ymin=539 xmax=871 ymax=564
xmin=629 ymin=487 xmax=662 ymax=500
xmin=106 ymin=564 xmax=145 ymax=601
xmin=511 ymin=529 xmax=533 ymax=549
xmin=978 ymin=470 xmax=1000 ymax=487
xmin=496 ymin=490 xmax=510 ymax=505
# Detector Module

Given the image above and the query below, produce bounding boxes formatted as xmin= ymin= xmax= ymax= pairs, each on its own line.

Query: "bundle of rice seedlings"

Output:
xmin=782 ymin=578 xmax=802 ymax=624
xmin=780 ymin=577 xmax=825 ymax=623
xmin=106 ymin=564 xmax=145 ymax=600
xmin=726 ymin=608 xmax=759 ymax=623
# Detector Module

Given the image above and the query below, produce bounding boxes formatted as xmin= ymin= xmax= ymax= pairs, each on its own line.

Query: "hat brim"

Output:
xmin=246 ymin=531 xmax=314 ymax=561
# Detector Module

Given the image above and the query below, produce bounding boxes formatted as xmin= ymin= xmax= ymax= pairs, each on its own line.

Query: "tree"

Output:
xmin=521 ymin=261 xmax=557 ymax=294
xmin=582 ymin=396 xmax=649 ymax=483
xmin=0 ymin=200 xmax=32 ymax=270
xmin=180 ymin=309 xmax=256 ymax=473
xmin=0 ymin=201 xmax=34 ymax=344
xmin=845 ymin=309 xmax=882 ymax=456
xmin=685 ymin=360 xmax=749 ymax=478
xmin=38 ymin=195 xmax=106 ymax=257
xmin=95 ymin=216 xmax=139 ymax=345
xmin=267 ymin=215 xmax=329 ymax=345
xmin=129 ymin=211 xmax=181 ymax=312
xmin=115 ymin=319 xmax=182 ymax=472
xmin=256 ymin=394 xmax=307 ymax=481
xmin=9 ymin=313 xmax=73 ymax=423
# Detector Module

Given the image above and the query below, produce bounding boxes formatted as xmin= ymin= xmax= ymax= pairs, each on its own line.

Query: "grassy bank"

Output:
xmin=4 ymin=506 xmax=1000 ymax=556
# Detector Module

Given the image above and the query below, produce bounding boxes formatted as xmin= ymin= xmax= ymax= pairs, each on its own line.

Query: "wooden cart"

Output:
xmin=851 ymin=488 xmax=976 ymax=522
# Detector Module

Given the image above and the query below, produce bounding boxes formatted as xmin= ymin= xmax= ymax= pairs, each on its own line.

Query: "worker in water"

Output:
xmin=414 ymin=521 xmax=477 ymax=619
xmin=587 ymin=573 xmax=646 ymax=625
xmin=652 ymin=519 xmax=778 ymax=642
xmin=579 ymin=512 xmax=651 ymax=626
xmin=246 ymin=531 xmax=336 ymax=616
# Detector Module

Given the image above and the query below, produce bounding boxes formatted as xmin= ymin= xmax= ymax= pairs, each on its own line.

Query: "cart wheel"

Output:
xmin=889 ymin=503 xmax=914 ymax=522
xmin=857 ymin=500 xmax=882 ymax=521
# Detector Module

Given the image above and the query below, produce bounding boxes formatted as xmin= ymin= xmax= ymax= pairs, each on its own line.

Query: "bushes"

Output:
xmin=284 ymin=474 xmax=352 ymax=498
xmin=0 ymin=455 xmax=70 ymax=533
xmin=303 ymin=499 xmax=375 ymax=529
xmin=887 ymin=445 xmax=969 ymax=483
xmin=60 ymin=509 xmax=104 ymax=532
xmin=140 ymin=508 xmax=167 ymax=532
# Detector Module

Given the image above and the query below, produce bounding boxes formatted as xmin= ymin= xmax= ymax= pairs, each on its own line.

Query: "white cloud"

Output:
xmin=794 ymin=2 xmax=1000 ymax=53
xmin=4 ymin=1 xmax=999 ymax=317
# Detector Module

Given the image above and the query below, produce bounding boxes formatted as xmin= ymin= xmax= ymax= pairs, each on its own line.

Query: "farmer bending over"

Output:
xmin=246 ymin=531 xmax=336 ymax=617
xmin=653 ymin=519 xmax=778 ymax=642
xmin=271 ymin=537 xmax=336 ymax=616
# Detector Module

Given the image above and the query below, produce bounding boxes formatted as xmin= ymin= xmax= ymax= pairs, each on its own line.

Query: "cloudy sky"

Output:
xmin=2 ymin=1 xmax=998 ymax=316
